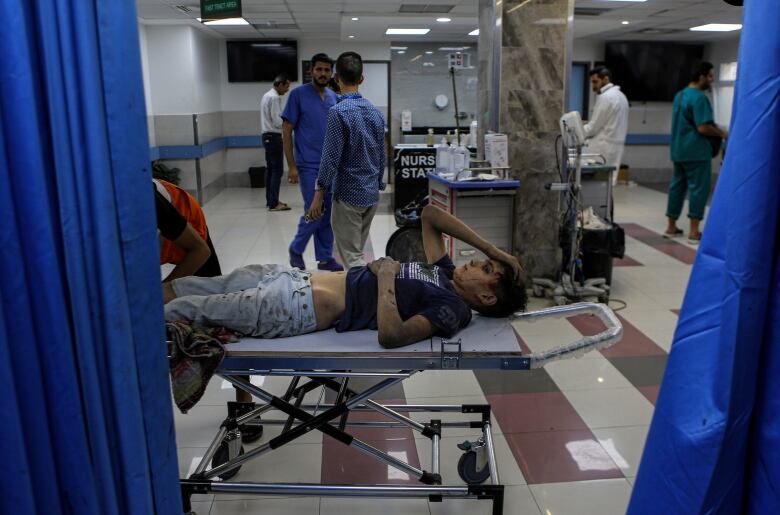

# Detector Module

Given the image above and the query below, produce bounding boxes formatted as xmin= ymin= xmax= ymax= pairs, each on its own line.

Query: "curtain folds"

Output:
xmin=0 ymin=1 xmax=180 ymax=513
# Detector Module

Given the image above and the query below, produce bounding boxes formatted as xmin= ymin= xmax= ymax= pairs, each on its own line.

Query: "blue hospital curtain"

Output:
xmin=0 ymin=1 xmax=180 ymax=514
xmin=628 ymin=2 xmax=780 ymax=513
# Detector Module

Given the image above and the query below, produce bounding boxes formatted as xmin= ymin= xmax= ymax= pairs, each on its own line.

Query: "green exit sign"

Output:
xmin=200 ymin=0 xmax=242 ymax=20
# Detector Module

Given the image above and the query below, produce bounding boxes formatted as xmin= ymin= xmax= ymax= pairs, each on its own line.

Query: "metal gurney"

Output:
xmin=180 ymin=302 xmax=622 ymax=515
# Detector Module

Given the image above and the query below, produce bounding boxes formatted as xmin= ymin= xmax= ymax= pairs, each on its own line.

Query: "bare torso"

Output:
xmin=310 ymin=271 xmax=347 ymax=330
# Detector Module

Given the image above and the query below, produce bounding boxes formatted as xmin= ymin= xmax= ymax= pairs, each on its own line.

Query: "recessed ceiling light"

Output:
xmin=386 ymin=28 xmax=430 ymax=35
xmin=348 ymin=35 xmax=355 ymax=38
xmin=197 ymin=17 xmax=249 ymax=26
xmin=351 ymin=17 xmax=359 ymax=21
xmin=397 ymin=50 xmax=406 ymax=54
xmin=690 ymin=23 xmax=742 ymax=32
xmin=425 ymin=51 xmax=434 ymax=54
xmin=468 ymin=29 xmax=479 ymax=36
xmin=436 ymin=17 xmax=451 ymax=23
xmin=621 ymin=21 xmax=630 ymax=25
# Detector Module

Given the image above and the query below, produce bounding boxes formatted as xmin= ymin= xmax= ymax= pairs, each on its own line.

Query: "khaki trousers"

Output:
xmin=331 ymin=199 xmax=378 ymax=269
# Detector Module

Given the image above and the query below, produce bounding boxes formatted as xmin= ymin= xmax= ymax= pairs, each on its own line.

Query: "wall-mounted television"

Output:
xmin=604 ymin=42 xmax=705 ymax=102
xmin=226 ymin=40 xmax=298 ymax=82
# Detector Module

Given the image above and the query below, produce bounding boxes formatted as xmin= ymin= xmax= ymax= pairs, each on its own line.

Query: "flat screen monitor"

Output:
xmin=226 ymin=40 xmax=298 ymax=82
xmin=604 ymin=42 xmax=705 ymax=102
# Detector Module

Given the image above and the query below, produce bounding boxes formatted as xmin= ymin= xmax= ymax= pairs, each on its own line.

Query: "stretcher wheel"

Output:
xmin=457 ymin=450 xmax=491 ymax=484
xmin=241 ymin=424 xmax=263 ymax=444
xmin=385 ymin=226 xmax=426 ymax=263
xmin=211 ymin=442 xmax=244 ymax=480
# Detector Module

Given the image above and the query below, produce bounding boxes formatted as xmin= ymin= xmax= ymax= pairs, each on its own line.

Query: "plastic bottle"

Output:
xmin=426 ymin=128 xmax=434 ymax=147
xmin=445 ymin=130 xmax=452 ymax=145
xmin=469 ymin=120 xmax=478 ymax=148
xmin=436 ymin=141 xmax=451 ymax=173
xmin=451 ymin=140 xmax=467 ymax=175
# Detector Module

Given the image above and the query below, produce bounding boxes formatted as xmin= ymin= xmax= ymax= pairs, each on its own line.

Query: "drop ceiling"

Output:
xmin=136 ymin=0 xmax=743 ymax=42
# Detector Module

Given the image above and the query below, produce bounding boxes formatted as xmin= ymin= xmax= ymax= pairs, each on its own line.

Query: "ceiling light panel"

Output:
xmin=386 ymin=28 xmax=431 ymax=35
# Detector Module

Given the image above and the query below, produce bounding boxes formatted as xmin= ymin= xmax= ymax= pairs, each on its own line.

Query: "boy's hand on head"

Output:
xmin=488 ymin=246 xmax=524 ymax=281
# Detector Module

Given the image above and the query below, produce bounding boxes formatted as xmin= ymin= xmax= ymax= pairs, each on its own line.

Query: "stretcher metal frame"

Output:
xmin=180 ymin=303 xmax=622 ymax=515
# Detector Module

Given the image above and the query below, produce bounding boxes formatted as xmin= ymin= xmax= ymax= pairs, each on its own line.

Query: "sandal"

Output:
xmin=688 ymin=232 xmax=703 ymax=244
xmin=269 ymin=202 xmax=291 ymax=211
xmin=663 ymin=228 xmax=684 ymax=239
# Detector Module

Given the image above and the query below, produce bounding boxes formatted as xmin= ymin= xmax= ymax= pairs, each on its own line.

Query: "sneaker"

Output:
xmin=289 ymin=250 xmax=306 ymax=270
xmin=662 ymin=228 xmax=684 ymax=239
xmin=317 ymin=259 xmax=344 ymax=272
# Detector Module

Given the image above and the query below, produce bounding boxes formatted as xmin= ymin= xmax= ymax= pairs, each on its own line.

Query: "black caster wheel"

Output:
xmin=211 ymin=442 xmax=244 ymax=480
xmin=457 ymin=450 xmax=491 ymax=484
xmin=241 ymin=424 xmax=263 ymax=444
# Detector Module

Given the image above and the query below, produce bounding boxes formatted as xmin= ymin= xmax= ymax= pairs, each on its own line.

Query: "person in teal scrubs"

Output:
xmin=665 ymin=61 xmax=728 ymax=243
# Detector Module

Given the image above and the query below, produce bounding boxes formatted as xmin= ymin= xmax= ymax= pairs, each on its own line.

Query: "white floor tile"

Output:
xmin=591 ymin=425 xmax=650 ymax=478
xmin=530 ymin=479 xmax=633 ymax=515
xmin=320 ymin=497 xmax=430 ymax=515
xmin=545 ymin=357 xmax=634 ymax=391
xmin=564 ymin=388 xmax=654 ymax=429
xmin=208 ymin=497 xmax=320 ymax=515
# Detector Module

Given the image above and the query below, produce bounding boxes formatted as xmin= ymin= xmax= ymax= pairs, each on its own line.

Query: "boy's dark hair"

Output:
xmin=589 ymin=66 xmax=612 ymax=81
xmin=474 ymin=268 xmax=528 ymax=318
xmin=311 ymin=53 xmax=333 ymax=69
xmin=273 ymin=74 xmax=289 ymax=86
xmin=336 ymin=51 xmax=363 ymax=86
xmin=690 ymin=61 xmax=714 ymax=82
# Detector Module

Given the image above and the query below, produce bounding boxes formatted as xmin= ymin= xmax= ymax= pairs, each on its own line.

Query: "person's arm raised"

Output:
xmin=420 ymin=204 xmax=523 ymax=280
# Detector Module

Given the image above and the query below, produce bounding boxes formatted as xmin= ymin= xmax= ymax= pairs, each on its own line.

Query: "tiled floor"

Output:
xmin=175 ymin=182 xmax=700 ymax=514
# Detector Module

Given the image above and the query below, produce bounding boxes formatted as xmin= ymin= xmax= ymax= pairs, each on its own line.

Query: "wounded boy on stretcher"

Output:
xmin=164 ymin=205 xmax=527 ymax=348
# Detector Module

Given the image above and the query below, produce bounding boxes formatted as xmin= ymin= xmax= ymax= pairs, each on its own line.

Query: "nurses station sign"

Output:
xmin=393 ymin=147 xmax=436 ymax=211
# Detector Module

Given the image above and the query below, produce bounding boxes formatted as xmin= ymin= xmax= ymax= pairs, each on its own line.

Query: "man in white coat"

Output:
xmin=584 ymin=67 xmax=629 ymax=185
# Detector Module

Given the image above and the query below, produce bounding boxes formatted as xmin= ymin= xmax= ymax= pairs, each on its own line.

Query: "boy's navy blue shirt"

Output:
xmin=316 ymin=92 xmax=386 ymax=207
xmin=336 ymin=254 xmax=472 ymax=338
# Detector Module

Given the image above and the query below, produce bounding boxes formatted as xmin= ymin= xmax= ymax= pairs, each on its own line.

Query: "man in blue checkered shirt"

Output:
xmin=307 ymin=52 xmax=386 ymax=269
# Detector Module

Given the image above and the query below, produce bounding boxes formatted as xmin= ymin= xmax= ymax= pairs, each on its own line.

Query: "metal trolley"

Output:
xmin=180 ymin=303 xmax=622 ymax=514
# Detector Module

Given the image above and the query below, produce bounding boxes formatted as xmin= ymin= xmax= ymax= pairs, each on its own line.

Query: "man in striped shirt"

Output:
xmin=307 ymin=52 xmax=386 ymax=269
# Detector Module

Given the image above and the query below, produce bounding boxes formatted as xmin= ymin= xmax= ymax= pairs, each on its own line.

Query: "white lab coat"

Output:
xmin=584 ymin=84 xmax=629 ymax=184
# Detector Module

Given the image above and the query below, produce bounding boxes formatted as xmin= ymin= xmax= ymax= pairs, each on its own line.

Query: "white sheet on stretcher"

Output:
xmin=224 ymin=315 xmax=523 ymax=356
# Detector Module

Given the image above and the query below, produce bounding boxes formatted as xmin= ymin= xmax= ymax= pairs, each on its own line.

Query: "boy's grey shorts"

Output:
xmin=165 ymin=265 xmax=317 ymax=338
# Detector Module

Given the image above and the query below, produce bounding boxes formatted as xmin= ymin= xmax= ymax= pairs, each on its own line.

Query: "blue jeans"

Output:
xmin=165 ymin=265 xmax=318 ymax=338
xmin=289 ymin=166 xmax=334 ymax=262
xmin=262 ymin=132 xmax=283 ymax=208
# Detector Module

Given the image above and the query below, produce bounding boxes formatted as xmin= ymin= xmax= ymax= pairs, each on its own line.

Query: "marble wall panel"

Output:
xmin=480 ymin=0 xmax=574 ymax=278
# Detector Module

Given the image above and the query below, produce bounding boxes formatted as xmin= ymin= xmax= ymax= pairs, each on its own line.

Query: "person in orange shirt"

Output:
xmin=154 ymin=179 xmax=221 ymax=282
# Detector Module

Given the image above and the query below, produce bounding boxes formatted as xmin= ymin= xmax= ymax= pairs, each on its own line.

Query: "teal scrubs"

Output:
xmin=667 ymin=87 xmax=715 ymax=220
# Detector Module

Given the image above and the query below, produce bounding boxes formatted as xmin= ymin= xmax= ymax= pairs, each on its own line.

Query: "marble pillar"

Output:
xmin=478 ymin=0 xmax=575 ymax=278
